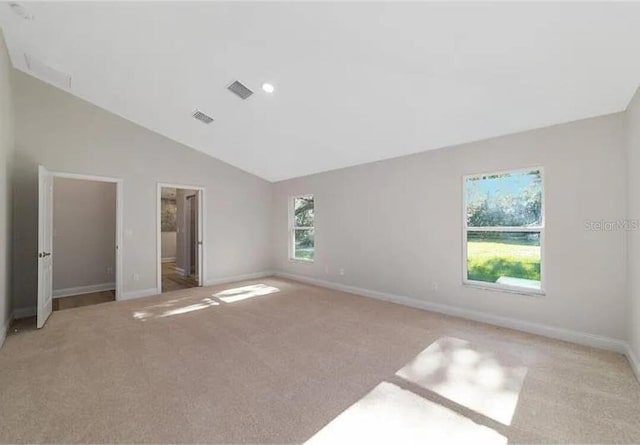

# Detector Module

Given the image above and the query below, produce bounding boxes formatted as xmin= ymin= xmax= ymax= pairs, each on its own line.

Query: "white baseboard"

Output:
xmin=175 ymin=267 xmax=186 ymax=276
xmin=119 ymin=288 xmax=159 ymax=301
xmin=53 ymin=282 xmax=115 ymax=299
xmin=625 ymin=343 xmax=640 ymax=383
xmin=118 ymin=271 xmax=274 ymax=301
xmin=118 ymin=271 xmax=273 ymax=301
xmin=12 ymin=306 xmax=36 ymax=320
xmin=275 ymin=272 xmax=628 ymax=354
xmin=161 ymin=257 xmax=176 ymax=263
xmin=204 ymin=270 xmax=274 ymax=287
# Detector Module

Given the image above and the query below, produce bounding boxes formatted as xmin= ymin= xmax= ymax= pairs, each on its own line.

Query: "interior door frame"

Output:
xmin=157 ymin=183 xmax=206 ymax=292
xmin=51 ymin=171 xmax=124 ymax=300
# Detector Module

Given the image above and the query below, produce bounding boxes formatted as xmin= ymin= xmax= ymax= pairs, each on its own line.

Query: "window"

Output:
xmin=463 ymin=168 xmax=544 ymax=294
xmin=291 ymin=195 xmax=314 ymax=261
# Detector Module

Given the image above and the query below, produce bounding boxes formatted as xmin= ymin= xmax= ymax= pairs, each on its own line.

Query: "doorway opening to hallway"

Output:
xmin=157 ymin=185 xmax=204 ymax=293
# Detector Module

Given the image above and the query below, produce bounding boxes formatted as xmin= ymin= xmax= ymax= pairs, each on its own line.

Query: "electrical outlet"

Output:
xmin=133 ymin=273 xmax=140 ymax=282
xmin=107 ymin=267 xmax=113 ymax=276
xmin=431 ymin=281 xmax=439 ymax=291
xmin=339 ymin=268 xmax=345 ymax=276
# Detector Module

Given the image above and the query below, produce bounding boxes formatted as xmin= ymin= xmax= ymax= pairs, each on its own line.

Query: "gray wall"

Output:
xmin=627 ymin=87 xmax=640 ymax=363
xmin=161 ymin=233 xmax=177 ymax=261
xmin=0 ymin=31 xmax=13 ymax=338
xmin=273 ymin=113 xmax=628 ymax=341
xmin=12 ymin=71 xmax=273 ymax=311
xmin=52 ymin=177 xmax=116 ymax=293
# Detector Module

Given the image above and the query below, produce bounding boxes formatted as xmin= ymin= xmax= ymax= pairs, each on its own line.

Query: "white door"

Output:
xmin=196 ymin=191 xmax=203 ymax=286
xmin=37 ymin=165 xmax=53 ymax=328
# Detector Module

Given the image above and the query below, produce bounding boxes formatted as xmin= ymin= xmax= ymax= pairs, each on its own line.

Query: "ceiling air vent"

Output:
xmin=227 ymin=80 xmax=253 ymax=100
xmin=192 ymin=109 xmax=214 ymax=124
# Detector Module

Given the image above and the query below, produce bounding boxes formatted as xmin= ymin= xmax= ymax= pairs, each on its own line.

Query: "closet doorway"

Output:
xmin=37 ymin=168 xmax=123 ymax=328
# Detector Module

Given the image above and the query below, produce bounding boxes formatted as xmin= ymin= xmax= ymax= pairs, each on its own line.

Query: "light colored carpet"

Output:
xmin=0 ymin=277 xmax=638 ymax=444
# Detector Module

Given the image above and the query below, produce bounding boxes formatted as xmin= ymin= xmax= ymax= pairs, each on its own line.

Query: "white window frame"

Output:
xmin=289 ymin=194 xmax=315 ymax=263
xmin=462 ymin=167 xmax=545 ymax=296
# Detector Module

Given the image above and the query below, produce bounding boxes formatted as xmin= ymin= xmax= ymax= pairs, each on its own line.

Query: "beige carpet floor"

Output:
xmin=0 ymin=277 xmax=639 ymax=444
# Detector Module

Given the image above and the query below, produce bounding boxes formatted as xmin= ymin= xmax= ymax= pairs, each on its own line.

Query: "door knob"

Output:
xmin=39 ymin=252 xmax=51 ymax=258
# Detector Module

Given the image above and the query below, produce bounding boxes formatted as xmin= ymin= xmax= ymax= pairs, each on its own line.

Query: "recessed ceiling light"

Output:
xmin=262 ymin=83 xmax=275 ymax=94
xmin=9 ymin=2 xmax=34 ymax=20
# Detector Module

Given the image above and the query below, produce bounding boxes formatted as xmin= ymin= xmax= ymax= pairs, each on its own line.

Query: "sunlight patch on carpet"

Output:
xmin=396 ymin=337 xmax=527 ymax=425
xmin=213 ymin=284 xmax=280 ymax=303
xmin=305 ymin=381 xmax=507 ymax=445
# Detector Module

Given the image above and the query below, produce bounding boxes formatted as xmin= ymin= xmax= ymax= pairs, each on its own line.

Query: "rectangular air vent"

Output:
xmin=192 ymin=109 xmax=214 ymax=124
xmin=227 ymin=80 xmax=253 ymax=100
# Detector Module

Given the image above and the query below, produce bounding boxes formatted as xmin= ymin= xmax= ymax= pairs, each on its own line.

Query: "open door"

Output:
xmin=184 ymin=192 xmax=203 ymax=286
xmin=196 ymin=190 xmax=203 ymax=286
xmin=37 ymin=165 xmax=53 ymax=328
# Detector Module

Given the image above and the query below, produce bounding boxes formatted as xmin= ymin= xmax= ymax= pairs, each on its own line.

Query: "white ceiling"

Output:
xmin=2 ymin=2 xmax=640 ymax=182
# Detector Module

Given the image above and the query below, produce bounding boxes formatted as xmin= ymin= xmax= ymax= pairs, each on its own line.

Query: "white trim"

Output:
xmin=464 ymin=281 xmax=545 ymax=297
xmin=204 ymin=270 xmax=274 ymax=287
xmin=0 ymin=320 xmax=7 ymax=350
xmin=175 ymin=266 xmax=186 ymax=276
xmin=157 ymin=183 xmax=206 ymax=293
xmin=49 ymin=171 xmax=120 ymax=182
xmin=463 ymin=226 xmax=543 ymax=232
xmin=122 ymin=273 xmax=272 ymax=300
xmin=119 ymin=288 xmax=159 ymax=301
xmin=288 ymin=258 xmax=314 ymax=264
xmin=275 ymin=272 xmax=627 ymax=354
xmin=463 ymin=165 xmax=546 ymax=182
xmin=625 ymin=343 xmax=640 ymax=383
xmin=462 ymin=167 xmax=545 ymax=295
xmin=12 ymin=306 xmax=37 ymax=319
xmin=53 ymin=282 xmax=115 ymax=299
xmin=51 ymin=170 xmax=124 ymax=302
xmin=161 ymin=257 xmax=176 ymax=263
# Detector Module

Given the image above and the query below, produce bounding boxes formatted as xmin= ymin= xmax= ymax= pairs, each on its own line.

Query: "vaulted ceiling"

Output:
xmin=2 ymin=2 xmax=640 ymax=181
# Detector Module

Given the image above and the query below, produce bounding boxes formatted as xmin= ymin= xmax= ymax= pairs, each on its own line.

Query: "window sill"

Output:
xmin=463 ymin=280 xmax=545 ymax=297
xmin=289 ymin=258 xmax=314 ymax=264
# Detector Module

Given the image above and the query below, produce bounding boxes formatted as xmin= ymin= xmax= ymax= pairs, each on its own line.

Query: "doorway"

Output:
xmin=157 ymin=184 xmax=204 ymax=293
xmin=37 ymin=167 xmax=123 ymax=328
xmin=52 ymin=176 xmax=118 ymax=310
